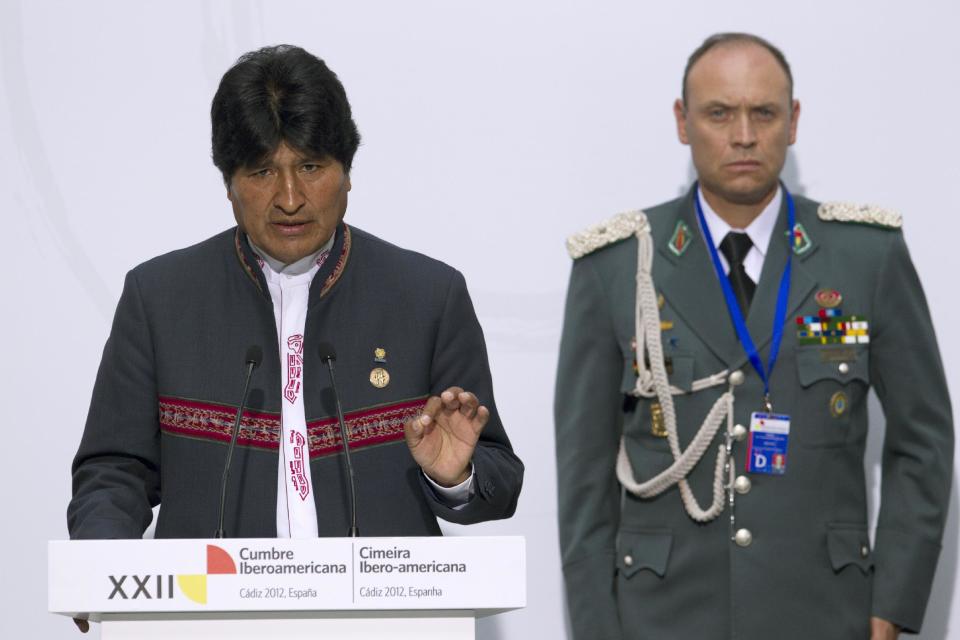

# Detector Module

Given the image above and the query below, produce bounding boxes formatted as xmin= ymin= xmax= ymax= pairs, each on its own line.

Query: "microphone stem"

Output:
xmin=216 ymin=361 xmax=255 ymax=538
xmin=327 ymin=360 xmax=359 ymax=537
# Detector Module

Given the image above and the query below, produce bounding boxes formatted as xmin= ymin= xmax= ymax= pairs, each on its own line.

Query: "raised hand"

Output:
xmin=404 ymin=387 xmax=489 ymax=487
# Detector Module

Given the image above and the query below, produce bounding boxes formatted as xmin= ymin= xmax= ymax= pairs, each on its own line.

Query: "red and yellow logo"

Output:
xmin=177 ymin=545 xmax=236 ymax=604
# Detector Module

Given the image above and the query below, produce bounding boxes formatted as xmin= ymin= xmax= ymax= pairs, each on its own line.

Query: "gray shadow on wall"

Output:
xmin=918 ymin=480 xmax=958 ymax=639
xmin=477 ymin=614 xmax=504 ymax=639
xmin=201 ymin=0 xmax=265 ymax=87
xmin=0 ymin=1 xmax=114 ymax=319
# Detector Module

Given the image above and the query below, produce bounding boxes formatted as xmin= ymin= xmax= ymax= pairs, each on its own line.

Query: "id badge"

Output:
xmin=746 ymin=412 xmax=791 ymax=475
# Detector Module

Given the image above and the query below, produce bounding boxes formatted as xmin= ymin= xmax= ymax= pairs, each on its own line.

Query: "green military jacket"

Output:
xmin=555 ymin=188 xmax=952 ymax=639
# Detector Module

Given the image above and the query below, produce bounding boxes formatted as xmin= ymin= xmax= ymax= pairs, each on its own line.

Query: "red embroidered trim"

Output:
xmin=306 ymin=396 xmax=425 ymax=458
xmin=158 ymin=395 xmax=426 ymax=458
xmin=233 ymin=224 xmax=349 ymax=298
xmin=233 ymin=228 xmax=265 ymax=295
xmin=319 ymin=224 xmax=351 ymax=298
xmin=159 ymin=396 xmax=280 ymax=450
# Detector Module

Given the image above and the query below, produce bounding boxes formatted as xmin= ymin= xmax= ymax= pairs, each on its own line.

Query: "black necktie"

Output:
xmin=719 ymin=232 xmax=756 ymax=316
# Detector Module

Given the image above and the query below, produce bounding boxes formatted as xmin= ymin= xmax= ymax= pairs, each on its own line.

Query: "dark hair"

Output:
xmin=682 ymin=33 xmax=793 ymax=104
xmin=211 ymin=44 xmax=361 ymax=184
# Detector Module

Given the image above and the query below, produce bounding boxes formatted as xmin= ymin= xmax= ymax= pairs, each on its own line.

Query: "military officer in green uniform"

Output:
xmin=555 ymin=33 xmax=952 ymax=640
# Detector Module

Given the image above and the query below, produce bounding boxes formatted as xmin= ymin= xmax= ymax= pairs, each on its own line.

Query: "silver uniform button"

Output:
xmin=838 ymin=362 xmax=850 ymax=375
xmin=734 ymin=476 xmax=752 ymax=494
xmin=624 ymin=554 xmax=634 ymax=567
xmin=860 ymin=545 xmax=869 ymax=558
xmin=728 ymin=370 xmax=745 ymax=386
xmin=734 ymin=528 xmax=753 ymax=547
xmin=732 ymin=424 xmax=748 ymax=442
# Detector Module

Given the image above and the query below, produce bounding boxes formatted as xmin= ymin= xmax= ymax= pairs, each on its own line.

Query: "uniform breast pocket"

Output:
xmin=793 ymin=345 xmax=869 ymax=447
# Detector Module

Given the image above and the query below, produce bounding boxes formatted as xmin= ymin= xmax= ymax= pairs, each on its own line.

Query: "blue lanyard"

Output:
xmin=693 ymin=184 xmax=794 ymax=407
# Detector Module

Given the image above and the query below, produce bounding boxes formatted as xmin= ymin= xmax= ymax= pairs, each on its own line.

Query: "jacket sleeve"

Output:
xmin=418 ymin=269 xmax=524 ymax=524
xmin=67 ymin=270 xmax=161 ymax=539
xmin=869 ymin=230 xmax=954 ymax=632
xmin=555 ymin=256 xmax=625 ymax=640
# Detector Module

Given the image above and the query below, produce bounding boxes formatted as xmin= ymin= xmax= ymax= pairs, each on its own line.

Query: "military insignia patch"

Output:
xmin=668 ymin=221 xmax=693 ymax=256
xmin=830 ymin=391 xmax=848 ymax=418
xmin=369 ymin=367 xmax=390 ymax=388
xmin=787 ymin=223 xmax=813 ymax=255
xmin=815 ymin=289 xmax=843 ymax=309
xmin=795 ymin=308 xmax=870 ymax=345
xmin=650 ymin=402 xmax=667 ymax=437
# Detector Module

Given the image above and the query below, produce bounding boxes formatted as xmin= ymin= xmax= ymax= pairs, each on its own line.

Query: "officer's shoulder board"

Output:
xmin=817 ymin=202 xmax=902 ymax=229
xmin=566 ymin=210 xmax=649 ymax=259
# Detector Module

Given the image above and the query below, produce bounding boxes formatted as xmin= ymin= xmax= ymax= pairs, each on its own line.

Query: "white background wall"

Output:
xmin=1 ymin=1 xmax=957 ymax=637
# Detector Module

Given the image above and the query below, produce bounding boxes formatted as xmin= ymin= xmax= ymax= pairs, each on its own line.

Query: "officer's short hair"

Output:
xmin=682 ymin=33 xmax=793 ymax=104
xmin=211 ymin=44 xmax=361 ymax=184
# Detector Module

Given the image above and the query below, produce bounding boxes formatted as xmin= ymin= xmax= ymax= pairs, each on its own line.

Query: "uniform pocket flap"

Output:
xmin=796 ymin=346 xmax=869 ymax=387
xmin=826 ymin=524 xmax=873 ymax=575
xmin=617 ymin=529 xmax=673 ymax=578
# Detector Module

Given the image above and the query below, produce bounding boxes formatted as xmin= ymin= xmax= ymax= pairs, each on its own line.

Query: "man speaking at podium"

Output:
xmin=68 ymin=45 xmax=522 ymax=542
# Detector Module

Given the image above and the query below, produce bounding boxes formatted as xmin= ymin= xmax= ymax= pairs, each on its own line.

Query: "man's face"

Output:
xmin=674 ymin=43 xmax=800 ymax=208
xmin=228 ymin=141 xmax=351 ymax=264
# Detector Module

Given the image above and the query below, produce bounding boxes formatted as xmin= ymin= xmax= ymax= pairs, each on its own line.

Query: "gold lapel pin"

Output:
xmin=370 ymin=367 xmax=390 ymax=389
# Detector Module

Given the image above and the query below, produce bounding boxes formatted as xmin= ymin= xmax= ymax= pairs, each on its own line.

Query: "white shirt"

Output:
xmin=253 ymin=238 xmax=334 ymax=538
xmin=249 ymin=236 xmax=473 ymax=537
xmin=696 ymin=186 xmax=782 ymax=284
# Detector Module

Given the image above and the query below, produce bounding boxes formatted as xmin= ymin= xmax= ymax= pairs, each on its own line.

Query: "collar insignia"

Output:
xmin=668 ymin=220 xmax=693 ymax=257
xmin=787 ymin=222 xmax=813 ymax=255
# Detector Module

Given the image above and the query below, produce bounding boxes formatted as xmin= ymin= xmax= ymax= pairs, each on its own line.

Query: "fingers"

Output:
xmin=475 ymin=404 xmax=490 ymax=429
xmin=414 ymin=388 xmax=489 ymax=441
xmin=439 ymin=387 xmax=488 ymax=421
xmin=73 ymin=618 xmax=90 ymax=633
xmin=440 ymin=387 xmax=464 ymax=410
xmin=406 ymin=395 xmax=443 ymax=443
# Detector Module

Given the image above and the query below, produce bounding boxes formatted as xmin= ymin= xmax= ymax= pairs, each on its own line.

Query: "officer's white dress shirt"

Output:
xmin=697 ymin=185 xmax=783 ymax=283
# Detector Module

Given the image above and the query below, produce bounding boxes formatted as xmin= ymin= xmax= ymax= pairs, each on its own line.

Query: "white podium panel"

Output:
xmin=49 ymin=536 xmax=525 ymax=640
xmin=100 ymin=613 xmax=474 ymax=640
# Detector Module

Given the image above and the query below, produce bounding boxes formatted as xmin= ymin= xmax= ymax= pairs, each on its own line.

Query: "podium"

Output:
xmin=49 ymin=536 xmax=525 ymax=639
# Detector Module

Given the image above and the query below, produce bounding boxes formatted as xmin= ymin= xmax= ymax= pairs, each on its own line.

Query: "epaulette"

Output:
xmin=566 ymin=210 xmax=648 ymax=259
xmin=817 ymin=202 xmax=902 ymax=229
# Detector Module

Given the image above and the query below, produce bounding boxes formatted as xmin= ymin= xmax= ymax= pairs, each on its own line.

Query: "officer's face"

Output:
xmin=674 ymin=43 xmax=799 ymax=209
xmin=228 ymin=142 xmax=351 ymax=264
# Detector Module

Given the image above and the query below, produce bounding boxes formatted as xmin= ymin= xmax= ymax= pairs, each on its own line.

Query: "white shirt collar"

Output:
xmin=695 ymin=186 xmax=782 ymax=284
xmin=696 ymin=185 xmax=782 ymax=259
xmin=248 ymin=233 xmax=336 ymax=278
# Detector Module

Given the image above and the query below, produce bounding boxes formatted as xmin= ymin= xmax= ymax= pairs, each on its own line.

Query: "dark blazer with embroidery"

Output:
xmin=555 ymin=188 xmax=952 ymax=639
xmin=69 ymin=222 xmax=523 ymax=539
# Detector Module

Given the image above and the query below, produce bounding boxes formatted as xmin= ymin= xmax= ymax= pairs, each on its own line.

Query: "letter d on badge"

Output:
xmin=753 ymin=452 xmax=768 ymax=470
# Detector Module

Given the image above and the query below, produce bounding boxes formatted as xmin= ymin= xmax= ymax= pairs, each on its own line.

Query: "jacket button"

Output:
xmin=838 ymin=362 xmax=850 ymax=375
xmin=734 ymin=476 xmax=752 ymax=494
xmin=728 ymin=370 xmax=745 ymax=386
xmin=732 ymin=424 xmax=748 ymax=442
xmin=734 ymin=528 xmax=753 ymax=547
xmin=860 ymin=545 xmax=870 ymax=558
xmin=624 ymin=554 xmax=634 ymax=567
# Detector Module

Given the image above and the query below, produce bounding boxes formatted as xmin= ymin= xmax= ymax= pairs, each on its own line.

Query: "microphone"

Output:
xmin=317 ymin=342 xmax=359 ymax=537
xmin=215 ymin=345 xmax=263 ymax=538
